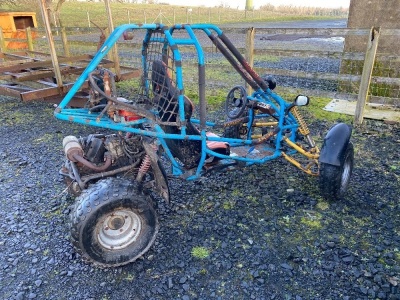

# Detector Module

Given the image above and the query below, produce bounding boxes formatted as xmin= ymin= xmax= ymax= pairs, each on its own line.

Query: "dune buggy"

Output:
xmin=55 ymin=23 xmax=354 ymax=267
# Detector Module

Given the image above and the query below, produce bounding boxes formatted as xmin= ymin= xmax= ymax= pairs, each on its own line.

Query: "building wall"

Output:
xmin=345 ymin=0 xmax=400 ymax=54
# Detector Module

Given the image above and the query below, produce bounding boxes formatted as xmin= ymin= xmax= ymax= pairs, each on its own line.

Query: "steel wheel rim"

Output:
xmin=97 ymin=209 xmax=142 ymax=250
xmin=340 ymin=157 xmax=352 ymax=192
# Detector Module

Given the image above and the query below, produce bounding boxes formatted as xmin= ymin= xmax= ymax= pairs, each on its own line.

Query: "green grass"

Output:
xmin=191 ymin=246 xmax=210 ymax=259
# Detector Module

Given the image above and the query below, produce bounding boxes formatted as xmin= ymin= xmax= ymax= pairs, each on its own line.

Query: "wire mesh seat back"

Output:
xmin=151 ymin=60 xmax=180 ymax=123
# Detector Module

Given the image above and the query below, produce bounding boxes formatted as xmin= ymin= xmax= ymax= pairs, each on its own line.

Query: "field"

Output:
xmin=4 ymin=1 xmax=348 ymax=28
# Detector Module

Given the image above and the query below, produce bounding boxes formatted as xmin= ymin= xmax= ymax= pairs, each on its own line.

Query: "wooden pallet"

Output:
xmin=0 ymin=51 xmax=140 ymax=106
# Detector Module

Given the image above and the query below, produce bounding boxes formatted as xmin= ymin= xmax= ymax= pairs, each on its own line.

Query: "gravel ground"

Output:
xmin=0 ymin=92 xmax=399 ymax=300
xmin=1 ymin=19 xmax=399 ymax=299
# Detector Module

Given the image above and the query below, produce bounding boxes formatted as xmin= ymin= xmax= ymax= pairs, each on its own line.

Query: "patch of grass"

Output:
xmin=223 ymin=201 xmax=235 ymax=210
xmin=300 ymin=212 xmax=323 ymax=230
xmin=316 ymin=201 xmax=330 ymax=211
xmin=198 ymin=268 xmax=208 ymax=275
xmin=124 ymin=273 xmax=135 ymax=282
xmin=33 ymin=133 xmax=57 ymax=144
xmin=191 ymin=246 xmax=210 ymax=259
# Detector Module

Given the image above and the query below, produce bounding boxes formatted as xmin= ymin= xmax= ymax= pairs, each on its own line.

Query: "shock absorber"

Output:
xmin=291 ymin=107 xmax=316 ymax=148
xmin=136 ymin=154 xmax=151 ymax=182
xmin=135 ymin=142 xmax=158 ymax=182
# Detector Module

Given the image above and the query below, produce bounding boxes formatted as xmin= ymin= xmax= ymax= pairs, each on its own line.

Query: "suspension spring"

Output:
xmin=136 ymin=154 xmax=151 ymax=182
xmin=291 ymin=107 xmax=317 ymax=149
xmin=136 ymin=143 xmax=157 ymax=182
xmin=291 ymin=106 xmax=310 ymax=136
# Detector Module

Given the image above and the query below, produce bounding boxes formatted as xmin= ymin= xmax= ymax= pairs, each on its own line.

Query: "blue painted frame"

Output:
xmin=54 ymin=23 xmax=304 ymax=180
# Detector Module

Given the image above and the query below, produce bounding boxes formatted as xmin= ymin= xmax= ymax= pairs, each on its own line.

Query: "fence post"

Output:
xmin=26 ymin=27 xmax=34 ymax=51
xmin=61 ymin=26 xmax=70 ymax=57
xmin=104 ymin=0 xmax=121 ymax=79
xmin=0 ymin=27 xmax=7 ymax=52
xmin=39 ymin=0 xmax=63 ymax=91
xmin=245 ymin=27 xmax=255 ymax=95
xmin=87 ymin=11 xmax=91 ymax=27
xmin=104 ymin=28 xmax=113 ymax=60
xmin=354 ymin=27 xmax=380 ymax=125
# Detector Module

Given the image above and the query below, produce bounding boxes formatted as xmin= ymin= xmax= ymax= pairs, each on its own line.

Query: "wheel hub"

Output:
xmin=98 ymin=209 xmax=142 ymax=250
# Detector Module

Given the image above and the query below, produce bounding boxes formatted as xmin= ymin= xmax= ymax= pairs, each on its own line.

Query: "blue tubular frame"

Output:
xmin=54 ymin=23 xmax=303 ymax=180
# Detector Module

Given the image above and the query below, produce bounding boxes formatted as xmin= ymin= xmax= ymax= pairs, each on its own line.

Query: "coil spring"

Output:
xmin=136 ymin=143 xmax=157 ymax=182
xmin=138 ymin=154 xmax=151 ymax=175
xmin=291 ymin=107 xmax=310 ymax=136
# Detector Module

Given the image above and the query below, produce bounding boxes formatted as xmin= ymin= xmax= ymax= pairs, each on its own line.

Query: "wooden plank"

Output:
xmin=0 ymin=83 xmax=32 ymax=98
xmin=355 ymin=27 xmax=380 ymax=125
xmin=253 ymin=66 xmax=362 ymax=82
xmin=118 ymin=68 xmax=141 ymax=81
xmin=0 ymin=74 xmax=12 ymax=80
xmin=0 ymin=54 xmax=90 ymax=73
xmin=254 ymin=48 xmax=344 ymax=58
xmin=325 ymin=99 xmax=400 ymax=122
xmin=20 ymin=81 xmax=89 ymax=101
xmin=0 ymin=58 xmax=35 ymax=67
xmin=254 ymin=28 xmax=370 ymax=36
xmin=13 ymin=66 xmax=86 ymax=82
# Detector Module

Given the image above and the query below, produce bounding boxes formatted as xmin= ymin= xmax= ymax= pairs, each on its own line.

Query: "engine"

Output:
xmin=60 ymin=133 xmax=146 ymax=195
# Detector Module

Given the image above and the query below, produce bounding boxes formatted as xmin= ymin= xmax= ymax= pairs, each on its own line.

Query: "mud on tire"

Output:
xmin=70 ymin=177 xmax=158 ymax=267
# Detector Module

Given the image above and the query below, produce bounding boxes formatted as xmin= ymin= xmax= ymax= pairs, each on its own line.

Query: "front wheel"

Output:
xmin=319 ymin=142 xmax=354 ymax=200
xmin=70 ymin=177 xmax=158 ymax=267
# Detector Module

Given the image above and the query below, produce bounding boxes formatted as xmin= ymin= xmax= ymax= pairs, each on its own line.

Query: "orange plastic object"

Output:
xmin=118 ymin=109 xmax=143 ymax=122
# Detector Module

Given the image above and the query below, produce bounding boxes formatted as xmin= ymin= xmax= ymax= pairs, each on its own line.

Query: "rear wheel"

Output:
xmin=70 ymin=177 xmax=158 ymax=267
xmin=319 ymin=142 xmax=354 ymax=200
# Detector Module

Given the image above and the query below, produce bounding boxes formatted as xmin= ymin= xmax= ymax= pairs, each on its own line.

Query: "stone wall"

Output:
xmin=345 ymin=0 xmax=399 ymax=54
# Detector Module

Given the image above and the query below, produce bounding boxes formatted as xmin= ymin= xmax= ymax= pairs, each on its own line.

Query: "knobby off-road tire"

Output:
xmin=319 ymin=142 xmax=354 ymax=201
xmin=70 ymin=177 xmax=158 ymax=267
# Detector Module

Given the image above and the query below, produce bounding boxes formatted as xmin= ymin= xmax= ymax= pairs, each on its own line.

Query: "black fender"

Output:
xmin=319 ymin=123 xmax=352 ymax=166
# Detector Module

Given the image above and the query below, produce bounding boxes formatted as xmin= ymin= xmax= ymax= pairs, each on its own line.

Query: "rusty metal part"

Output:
xmin=88 ymin=70 xmax=156 ymax=121
xmin=81 ymin=160 xmax=141 ymax=185
xmin=223 ymin=116 xmax=249 ymax=128
xmin=72 ymin=152 xmax=112 ymax=172
xmin=253 ymin=101 xmax=276 ymax=115
xmin=252 ymin=127 xmax=280 ymax=145
xmin=70 ymin=160 xmax=85 ymax=190
xmin=136 ymin=154 xmax=151 ymax=182
xmin=142 ymin=141 xmax=170 ymax=202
